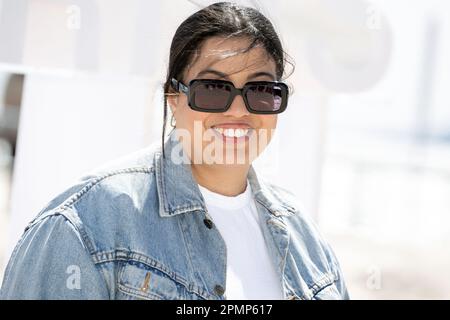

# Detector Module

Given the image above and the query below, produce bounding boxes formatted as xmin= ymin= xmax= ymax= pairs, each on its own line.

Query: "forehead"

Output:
xmin=186 ymin=37 xmax=276 ymax=78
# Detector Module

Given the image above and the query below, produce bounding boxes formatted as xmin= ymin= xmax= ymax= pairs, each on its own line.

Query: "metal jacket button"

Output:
xmin=203 ymin=218 xmax=213 ymax=229
xmin=214 ymin=285 xmax=225 ymax=296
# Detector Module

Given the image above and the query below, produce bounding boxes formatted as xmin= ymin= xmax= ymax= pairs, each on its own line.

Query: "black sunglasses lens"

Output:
xmin=193 ymin=82 xmax=231 ymax=110
xmin=246 ymin=84 xmax=285 ymax=112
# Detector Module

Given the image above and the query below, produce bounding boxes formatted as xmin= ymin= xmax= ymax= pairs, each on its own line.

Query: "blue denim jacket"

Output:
xmin=1 ymin=132 xmax=349 ymax=300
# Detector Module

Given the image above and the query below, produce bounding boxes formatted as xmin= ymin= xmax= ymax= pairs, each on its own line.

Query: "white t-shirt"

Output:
xmin=198 ymin=181 xmax=284 ymax=300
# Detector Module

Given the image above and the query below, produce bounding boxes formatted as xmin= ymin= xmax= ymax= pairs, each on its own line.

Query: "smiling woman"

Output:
xmin=0 ymin=2 xmax=349 ymax=300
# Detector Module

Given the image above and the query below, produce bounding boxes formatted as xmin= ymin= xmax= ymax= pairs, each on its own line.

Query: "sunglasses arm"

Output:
xmin=171 ymin=78 xmax=189 ymax=95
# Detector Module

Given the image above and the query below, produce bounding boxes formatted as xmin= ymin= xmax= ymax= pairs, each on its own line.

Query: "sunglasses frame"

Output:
xmin=171 ymin=78 xmax=289 ymax=114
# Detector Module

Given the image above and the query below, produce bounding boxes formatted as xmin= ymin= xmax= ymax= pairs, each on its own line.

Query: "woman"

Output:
xmin=1 ymin=2 xmax=349 ymax=300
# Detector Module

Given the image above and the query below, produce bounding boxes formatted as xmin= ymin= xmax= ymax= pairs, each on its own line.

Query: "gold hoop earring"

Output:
xmin=170 ymin=114 xmax=176 ymax=128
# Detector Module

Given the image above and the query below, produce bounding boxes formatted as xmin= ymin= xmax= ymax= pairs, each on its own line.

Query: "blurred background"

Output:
xmin=0 ymin=0 xmax=449 ymax=299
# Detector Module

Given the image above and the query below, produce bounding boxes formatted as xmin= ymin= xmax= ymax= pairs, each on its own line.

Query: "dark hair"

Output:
xmin=162 ymin=1 xmax=294 ymax=157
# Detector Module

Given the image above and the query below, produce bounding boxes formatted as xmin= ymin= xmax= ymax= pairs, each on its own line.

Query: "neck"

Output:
xmin=191 ymin=163 xmax=250 ymax=197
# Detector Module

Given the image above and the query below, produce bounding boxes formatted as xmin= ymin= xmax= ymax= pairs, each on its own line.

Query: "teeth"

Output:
xmin=235 ymin=129 xmax=248 ymax=138
xmin=225 ymin=129 xmax=235 ymax=137
xmin=213 ymin=127 xmax=250 ymax=138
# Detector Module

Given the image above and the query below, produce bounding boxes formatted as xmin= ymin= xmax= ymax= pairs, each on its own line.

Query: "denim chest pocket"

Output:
xmin=117 ymin=262 xmax=208 ymax=300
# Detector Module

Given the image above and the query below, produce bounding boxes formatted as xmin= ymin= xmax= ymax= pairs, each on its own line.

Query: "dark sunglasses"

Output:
xmin=170 ymin=78 xmax=289 ymax=114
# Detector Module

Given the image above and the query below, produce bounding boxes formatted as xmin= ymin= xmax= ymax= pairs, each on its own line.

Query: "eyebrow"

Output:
xmin=196 ymin=69 xmax=276 ymax=81
xmin=196 ymin=69 xmax=228 ymax=79
xmin=247 ymin=71 xmax=276 ymax=81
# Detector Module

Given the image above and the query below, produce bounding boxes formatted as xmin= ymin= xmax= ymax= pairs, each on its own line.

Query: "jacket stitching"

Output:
xmin=59 ymin=167 xmax=154 ymax=210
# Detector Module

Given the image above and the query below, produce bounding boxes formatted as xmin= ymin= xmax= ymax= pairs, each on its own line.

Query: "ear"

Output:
xmin=166 ymin=93 xmax=179 ymax=115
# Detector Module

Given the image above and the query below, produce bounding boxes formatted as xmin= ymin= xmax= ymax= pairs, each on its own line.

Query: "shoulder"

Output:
xmin=45 ymin=141 xmax=161 ymax=208
xmin=254 ymin=173 xmax=311 ymax=219
xmin=25 ymin=141 xmax=163 ymax=249
xmin=263 ymin=179 xmax=326 ymax=242
xmin=257 ymin=177 xmax=336 ymax=260
xmin=1 ymin=213 xmax=110 ymax=299
xmin=81 ymin=141 xmax=161 ymax=179
xmin=253 ymin=174 xmax=326 ymax=245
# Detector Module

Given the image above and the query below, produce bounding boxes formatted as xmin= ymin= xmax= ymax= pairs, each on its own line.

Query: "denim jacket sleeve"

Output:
xmin=324 ymin=241 xmax=350 ymax=299
xmin=0 ymin=214 xmax=109 ymax=299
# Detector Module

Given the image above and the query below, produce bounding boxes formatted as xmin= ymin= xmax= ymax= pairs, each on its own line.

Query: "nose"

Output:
xmin=223 ymin=94 xmax=250 ymax=117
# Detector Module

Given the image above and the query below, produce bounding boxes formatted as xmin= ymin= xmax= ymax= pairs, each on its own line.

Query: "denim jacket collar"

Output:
xmin=154 ymin=131 xmax=295 ymax=218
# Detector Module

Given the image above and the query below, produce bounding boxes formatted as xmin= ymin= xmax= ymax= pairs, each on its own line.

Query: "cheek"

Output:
xmin=258 ymin=115 xmax=277 ymax=130
xmin=176 ymin=103 xmax=209 ymax=132
xmin=255 ymin=115 xmax=277 ymax=145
